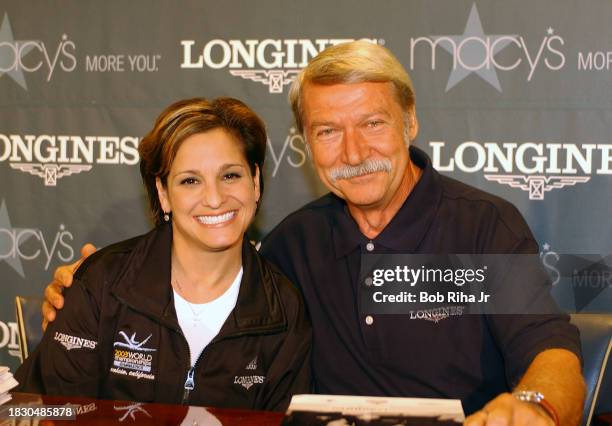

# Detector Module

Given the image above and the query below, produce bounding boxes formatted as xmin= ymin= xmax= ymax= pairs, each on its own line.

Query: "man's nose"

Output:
xmin=341 ymin=128 xmax=368 ymax=165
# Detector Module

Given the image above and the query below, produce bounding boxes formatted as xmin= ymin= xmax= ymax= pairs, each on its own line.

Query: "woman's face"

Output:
xmin=156 ymin=128 xmax=260 ymax=254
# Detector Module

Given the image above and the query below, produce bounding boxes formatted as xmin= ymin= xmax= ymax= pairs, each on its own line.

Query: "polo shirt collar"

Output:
xmin=331 ymin=146 xmax=442 ymax=258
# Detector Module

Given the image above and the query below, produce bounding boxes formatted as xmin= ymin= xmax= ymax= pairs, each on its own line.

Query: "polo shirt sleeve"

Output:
xmin=485 ymin=239 xmax=582 ymax=388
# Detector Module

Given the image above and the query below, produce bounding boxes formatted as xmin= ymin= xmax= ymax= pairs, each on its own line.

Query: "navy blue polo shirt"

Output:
xmin=260 ymin=146 xmax=581 ymax=414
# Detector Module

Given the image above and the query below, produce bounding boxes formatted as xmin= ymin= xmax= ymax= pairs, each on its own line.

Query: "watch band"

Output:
xmin=512 ymin=390 xmax=560 ymax=426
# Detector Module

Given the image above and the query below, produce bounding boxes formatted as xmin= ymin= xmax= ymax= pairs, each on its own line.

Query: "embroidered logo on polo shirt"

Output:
xmin=53 ymin=332 xmax=97 ymax=351
xmin=409 ymin=306 xmax=465 ymax=323
xmin=110 ymin=331 xmax=157 ymax=381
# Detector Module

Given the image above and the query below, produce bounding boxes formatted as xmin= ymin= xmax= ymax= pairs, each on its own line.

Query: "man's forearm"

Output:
xmin=514 ymin=348 xmax=585 ymax=426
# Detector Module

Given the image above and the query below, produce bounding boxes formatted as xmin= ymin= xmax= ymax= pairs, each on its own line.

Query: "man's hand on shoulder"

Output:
xmin=465 ymin=392 xmax=555 ymax=426
xmin=42 ymin=243 xmax=97 ymax=330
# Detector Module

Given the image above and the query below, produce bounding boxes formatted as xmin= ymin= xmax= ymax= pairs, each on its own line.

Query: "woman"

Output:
xmin=15 ymin=98 xmax=312 ymax=411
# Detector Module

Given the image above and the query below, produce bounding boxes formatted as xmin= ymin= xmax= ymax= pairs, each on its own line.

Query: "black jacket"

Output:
xmin=16 ymin=224 xmax=312 ymax=411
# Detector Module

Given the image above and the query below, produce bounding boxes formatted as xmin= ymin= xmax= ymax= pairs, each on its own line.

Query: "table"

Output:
xmin=4 ymin=393 xmax=611 ymax=425
xmin=2 ymin=392 xmax=284 ymax=425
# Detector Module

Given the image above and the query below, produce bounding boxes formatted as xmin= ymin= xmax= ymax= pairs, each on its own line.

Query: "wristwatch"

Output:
xmin=512 ymin=390 xmax=560 ymax=426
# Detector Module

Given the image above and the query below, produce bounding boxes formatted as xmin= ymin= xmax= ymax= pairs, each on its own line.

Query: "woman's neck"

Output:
xmin=170 ymin=238 xmax=243 ymax=304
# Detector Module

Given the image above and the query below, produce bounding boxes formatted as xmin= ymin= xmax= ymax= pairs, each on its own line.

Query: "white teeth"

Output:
xmin=196 ymin=211 xmax=236 ymax=225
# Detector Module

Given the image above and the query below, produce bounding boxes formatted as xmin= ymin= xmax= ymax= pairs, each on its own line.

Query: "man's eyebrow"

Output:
xmin=309 ymin=110 xmax=392 ymax=128
xmin=357 ymin=110 xmax=392 ymax=121
xmin=309 ymin=120 xmax=337 ymax=128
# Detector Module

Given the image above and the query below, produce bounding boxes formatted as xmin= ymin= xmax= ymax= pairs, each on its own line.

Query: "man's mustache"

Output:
xmin=329 ymin=158 xmax=392 ymax=182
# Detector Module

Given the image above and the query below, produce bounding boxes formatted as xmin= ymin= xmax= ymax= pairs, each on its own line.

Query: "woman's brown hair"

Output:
xmin=138 ymin=97 xmax=267 ymax=225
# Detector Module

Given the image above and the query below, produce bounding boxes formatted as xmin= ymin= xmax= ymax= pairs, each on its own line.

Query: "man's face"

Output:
xmin=302 ymin=81 xmax=417 ymax=210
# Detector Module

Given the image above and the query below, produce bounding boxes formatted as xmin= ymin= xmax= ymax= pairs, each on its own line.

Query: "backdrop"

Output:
xmin=1 ymin=0 xmax=610 ymax=391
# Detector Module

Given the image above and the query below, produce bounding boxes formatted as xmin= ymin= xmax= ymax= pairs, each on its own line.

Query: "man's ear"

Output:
xmin=406 ymin=106 xmax=419 ymax=141
xmin=155 ymin=177 xmax=171 ymax=213
xmin=304 ymin=136 xmax=313 ymax=159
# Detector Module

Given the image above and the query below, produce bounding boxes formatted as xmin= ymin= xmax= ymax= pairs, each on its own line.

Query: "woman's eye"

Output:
xmin=180 ymin=177 xmax=198 ymax=185
xmin=223 ymin=172 xmax=242 ymax=181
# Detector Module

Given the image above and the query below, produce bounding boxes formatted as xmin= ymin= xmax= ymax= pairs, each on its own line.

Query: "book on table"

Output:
xmin=282 ymin=394 xmax=465 ymax=425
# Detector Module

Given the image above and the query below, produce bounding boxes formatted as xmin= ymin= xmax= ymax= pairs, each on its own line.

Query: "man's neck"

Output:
xmin=347 ymin=160 xmax=422 ymax=239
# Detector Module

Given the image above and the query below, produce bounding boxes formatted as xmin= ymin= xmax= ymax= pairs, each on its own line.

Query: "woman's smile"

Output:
xmin=194 ymin=210 xmax=237 ymax=226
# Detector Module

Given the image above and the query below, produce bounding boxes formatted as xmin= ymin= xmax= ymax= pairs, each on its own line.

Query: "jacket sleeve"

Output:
xmin=14 ymin=276 xmax=102 ymax=397
xmin=258 ymin=274 xmax=313 ymax=412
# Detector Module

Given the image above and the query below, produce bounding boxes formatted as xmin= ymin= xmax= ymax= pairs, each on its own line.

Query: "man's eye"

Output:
xmin=317 ymin=128 xmax=336 ymax=137
xmin=367 ymin=120 xmax=383 ymax=128
xmin=180 ymin=177 xmax=198 ymax=185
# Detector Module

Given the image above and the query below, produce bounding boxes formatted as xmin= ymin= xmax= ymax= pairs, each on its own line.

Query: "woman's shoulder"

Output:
xmin=73 ymin=230 xmax=154 ymax=284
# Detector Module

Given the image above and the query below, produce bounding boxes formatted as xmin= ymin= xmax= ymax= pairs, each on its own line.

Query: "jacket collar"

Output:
xmin=110 ymin=223 xmax=287 ymax=336
xmin=331 ymin=146 xmax=443 ymax=258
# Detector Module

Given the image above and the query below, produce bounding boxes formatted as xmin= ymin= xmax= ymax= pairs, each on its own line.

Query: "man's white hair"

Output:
xmin=289 ymin=40 xmax=416 ymax=135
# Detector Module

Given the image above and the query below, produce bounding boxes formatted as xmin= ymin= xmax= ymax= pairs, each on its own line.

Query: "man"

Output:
xmin=42 ymin=41 xmax=584 ymax=425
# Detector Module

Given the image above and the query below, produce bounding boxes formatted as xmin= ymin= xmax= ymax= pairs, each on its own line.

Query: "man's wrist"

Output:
xmin=512 ymin=390 xmax=559 ymax=426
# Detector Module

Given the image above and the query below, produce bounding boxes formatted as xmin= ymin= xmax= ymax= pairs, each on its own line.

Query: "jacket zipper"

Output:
xmin=180 ymin=333 xmax=207 ymax=405
xmin=182 ymin=366 xmax=195 ymax=404
xmin=180 ymin=331 xmax=197 ymax=405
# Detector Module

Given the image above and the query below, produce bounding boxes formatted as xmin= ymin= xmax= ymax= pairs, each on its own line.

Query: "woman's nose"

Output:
xmin=202 ymin=181 xmax=225 ymax=209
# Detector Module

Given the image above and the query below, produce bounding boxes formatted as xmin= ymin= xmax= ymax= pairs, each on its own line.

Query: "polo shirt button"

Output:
xmin=366 ymin=242 xmax=374 ymax=252
xmin=365 ymin=315 xmax=374 ymax=325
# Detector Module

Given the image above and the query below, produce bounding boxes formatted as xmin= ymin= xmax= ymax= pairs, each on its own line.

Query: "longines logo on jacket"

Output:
xmin=53 ymin=331 xmax=97 ymax=351
xmin=234 ymin=356 xmax=265 ymax=390
xmin=110 ymin=331 xmax=157 ymax=381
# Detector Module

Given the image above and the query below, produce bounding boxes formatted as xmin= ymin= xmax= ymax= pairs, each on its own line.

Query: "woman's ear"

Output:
xmin=156 ymin=177 xmax=171 ymax=214
xmin=253 ymin=165 xmax=261 ymax=204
